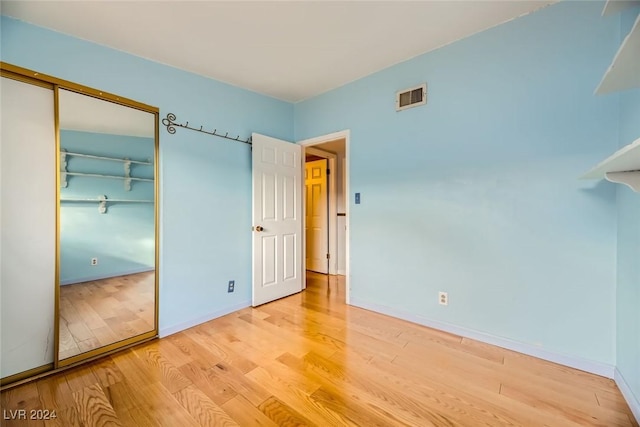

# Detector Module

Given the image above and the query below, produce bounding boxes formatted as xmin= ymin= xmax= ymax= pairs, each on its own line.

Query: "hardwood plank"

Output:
xmin=133 ymin=345 xmax=192 ymax=394
xmin=72 ymin=384 xmax=122 ymax=427
xmin=103 ymin=381 xmax=139 ymax=414
xmin=247 ymin=365 xmax=352 ymax=426
xmin=220 ymin=395 xmax=278 ymax=427
xmin=178 ymin=361 xmax=238 ymax=406
xmin=503 ymin=350 xmax=620 ymax=392
xmin=207 ymin=361 xmax=272 ymax=407
xmin=54 ymin=407 xmax=83 ymax=427
xmin=109 ymin=349 xmax=162 ymax=390
xmin=154 ymin=338 xmax=195 ymax=368
xmin=90 ymin=358 xmax=125 ymax=389
xmin=163 ymin=333 xmax=223 ymax=369
xmin=257 ymin=396 xmax=315 ymax=426
xmin=120 ymin=382 xmax=201 ymax=427
xmin=500 ymin=383 xmax=633 ymax=427
xmin=63 ymin=366 xmax=100 ymax=394
xmin=36 ymin=374 xmax=75 ymax=411
xmin=237 ymin=312 xmax=337 ymax=359
xmin=1 ymin=382 xmax=44 ymax=427
xmin=309 ymin=386 xmax=410 ymax=427
xmin=300 ymin=351 xmax=458 ymax=426
xmin=366 ymin=350 xmax=576 ymax=427
xmin=172 ymin=385 xmax=239 ymax=426
xmin=182 ymin=327 xmax=258 ymax=374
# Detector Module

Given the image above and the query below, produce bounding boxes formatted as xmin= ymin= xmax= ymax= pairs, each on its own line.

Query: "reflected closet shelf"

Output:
xmin=63 ymin=151 xmax=153 ymax=165
xmin=61 ymin=196 xmax=153 ymax=214
xmin=60 ymin=150 xmax=154 ymax=190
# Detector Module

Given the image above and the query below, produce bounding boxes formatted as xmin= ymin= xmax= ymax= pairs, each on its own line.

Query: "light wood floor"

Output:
xmin=59 ymin=271 xmax=155 ymax=360
xmin=2 ymin=272 xmax=637 ymax=426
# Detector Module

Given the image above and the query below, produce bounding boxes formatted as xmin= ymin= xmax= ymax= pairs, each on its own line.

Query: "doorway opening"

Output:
xmin=299 ymin=131 xmax=350 ymax=304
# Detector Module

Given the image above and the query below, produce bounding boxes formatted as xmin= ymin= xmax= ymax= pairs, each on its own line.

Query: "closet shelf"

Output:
xmin=595 ymin=13 xmax=640 ymax=94
xmin=602 ymin=0 xmax=640 ymax=16
xmin=582 ymin=137 xmax=640 ymax=192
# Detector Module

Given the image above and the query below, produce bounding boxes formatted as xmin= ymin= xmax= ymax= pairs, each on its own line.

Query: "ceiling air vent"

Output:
xmin=396 ymin=83 xmax=427 ymax=111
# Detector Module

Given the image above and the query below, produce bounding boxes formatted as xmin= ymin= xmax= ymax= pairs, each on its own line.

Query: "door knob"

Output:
xmin=254 ymin=225 xmax=264 ymax=232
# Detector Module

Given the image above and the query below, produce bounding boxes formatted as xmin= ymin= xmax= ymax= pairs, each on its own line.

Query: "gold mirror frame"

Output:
xmin=0 ymin=62 xmax=160 ymax=383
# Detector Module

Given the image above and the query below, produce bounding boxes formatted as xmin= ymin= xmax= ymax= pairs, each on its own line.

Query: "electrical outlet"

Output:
xmin=439 ymin=291 xmax=448 ymax=306
xmin=228 ymin=280 xmax=235 ymax=293
xmin=91 ymin=257 xmax=98 ymax=266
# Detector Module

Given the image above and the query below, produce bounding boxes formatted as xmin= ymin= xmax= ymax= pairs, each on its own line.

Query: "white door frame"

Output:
xmin=298 ymin=130 xmax=350 ymax=304
xmin=305 ymin=148 xmax=336 ymax=275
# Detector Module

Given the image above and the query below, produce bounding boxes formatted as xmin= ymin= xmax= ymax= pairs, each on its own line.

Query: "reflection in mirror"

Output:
xmin=58 ymin=89 xmax=156 ymax=362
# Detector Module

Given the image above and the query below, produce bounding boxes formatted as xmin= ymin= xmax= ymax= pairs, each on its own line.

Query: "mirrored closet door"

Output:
xmin=56 ymin=88 xmax=159 ymax=367
xmin=0 ymin=63 xmax=159 ymax=385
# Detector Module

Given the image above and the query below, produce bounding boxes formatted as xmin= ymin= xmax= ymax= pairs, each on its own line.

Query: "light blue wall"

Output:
xmin=616 ymin=5 xmax=640 ymax=409
xmin=0 ymin=16 xmax=293 ymax=332
xmin=1 ymin=2 xmax=632 ymax=370
xmin=295 ymin=1 xmax=620 ymax=365
xmin=60 ymin=130 xmax=155 ymax=285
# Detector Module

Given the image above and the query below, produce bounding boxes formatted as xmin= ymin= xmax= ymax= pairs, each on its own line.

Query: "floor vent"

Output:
xmin=396 ymin=83 xmax=427 ymax=111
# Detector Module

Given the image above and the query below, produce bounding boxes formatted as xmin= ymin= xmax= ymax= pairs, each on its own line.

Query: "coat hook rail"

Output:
xmin=161 ymin=113 xmax=252 ymax=145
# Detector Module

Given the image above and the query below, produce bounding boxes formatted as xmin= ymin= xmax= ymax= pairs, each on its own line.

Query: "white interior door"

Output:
xmin=252 ymin=133 xmax=303 ymax=306
xmin=1 ymin=77 xmax=56 ymax=378
xmin=305 ymin=159 xmax=328 ymax=274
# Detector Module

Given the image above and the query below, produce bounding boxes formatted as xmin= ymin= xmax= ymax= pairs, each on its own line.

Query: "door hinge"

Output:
xmin=327 ymin=168 xmax=330 ymax=175
xmin=326 ymin=253 xmax=330 ymax=259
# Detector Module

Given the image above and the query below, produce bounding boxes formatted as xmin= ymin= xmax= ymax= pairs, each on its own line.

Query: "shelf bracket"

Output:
xmin=60 ymin=151 xmax=68 ymax=188
xmin=605 ymin=171 xmax=640 ymax=192
xmin=98 ymin=195 xmax=107 ymax=214
xmin=123 ymin=159 xmax=131 ymax=191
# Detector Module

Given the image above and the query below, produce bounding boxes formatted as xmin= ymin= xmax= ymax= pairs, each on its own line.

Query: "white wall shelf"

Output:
xmin=595 ymin=12 xmax=640 ymax=94
xmin=602 ymin=0 xmax=640 ymax=17
xmin=582 ymin=137 xmax=640 ymax=192
xmin=60 ymin=149 xmax=154 ymax=190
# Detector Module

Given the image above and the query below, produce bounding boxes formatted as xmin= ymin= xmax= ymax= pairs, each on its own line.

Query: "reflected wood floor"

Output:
xmin=2 ymin=272 xmax=637 ymax=426
xmin=59 ymin=271 xmax=155 ymax=360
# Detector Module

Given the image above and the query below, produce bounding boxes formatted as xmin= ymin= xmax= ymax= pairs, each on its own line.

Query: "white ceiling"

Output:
xmin=2 ymin=1 xmax=554 ymax=102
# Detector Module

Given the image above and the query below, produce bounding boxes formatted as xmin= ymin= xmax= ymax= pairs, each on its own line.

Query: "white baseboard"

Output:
xmin=349 ymin=298 xmax=615 ymax=379
xmin=159 ymin=300 xmax=251 ymax=338
xmin=60 ymin=267 xmax=155 ymax=285
xmin=615 ymin=368 xmax=640 ymax=423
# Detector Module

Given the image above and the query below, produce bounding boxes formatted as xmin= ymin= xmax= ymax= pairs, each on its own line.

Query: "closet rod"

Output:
xmin=162 ymin=113 xmax=252 ymax=145
xmin=64 ymin=151 xmax=153 ymax=165
xmin=61 ymin=198 xmax=153 ymax=203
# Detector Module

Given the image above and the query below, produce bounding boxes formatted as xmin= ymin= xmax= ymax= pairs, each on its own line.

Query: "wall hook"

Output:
xmin=161 ymin=113 xmax=252 ymax=145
